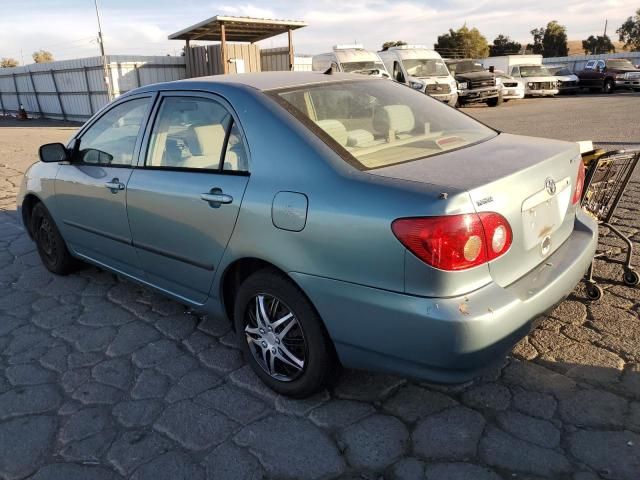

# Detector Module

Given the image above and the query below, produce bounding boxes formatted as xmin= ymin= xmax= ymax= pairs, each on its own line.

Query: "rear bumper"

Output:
xmin=292 ymin=209 xmax=597 ymax=383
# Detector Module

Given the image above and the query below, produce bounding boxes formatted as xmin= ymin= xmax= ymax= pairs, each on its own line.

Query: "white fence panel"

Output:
xmin=0 ymin=55 xmax=186 ymax=122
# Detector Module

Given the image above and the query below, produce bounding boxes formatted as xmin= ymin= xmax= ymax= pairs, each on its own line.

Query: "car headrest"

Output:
xmin=347 ymin=129 xmax=375 ymax=147
xmin=373 ymin=105 xmax=415 ymax=134
xmin=191 ymin=124 xmax=226 ymax=156
xmin=316 ymin=119 xmax=348 ymax=147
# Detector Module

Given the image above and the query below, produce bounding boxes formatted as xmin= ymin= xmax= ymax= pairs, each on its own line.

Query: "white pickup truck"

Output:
xmin=483 ymin=55 xmax=558 ymax=97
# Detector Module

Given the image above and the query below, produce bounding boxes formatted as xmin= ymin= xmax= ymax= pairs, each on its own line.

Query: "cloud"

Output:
xmin=0 ymin=0 xmax=637 ymax=62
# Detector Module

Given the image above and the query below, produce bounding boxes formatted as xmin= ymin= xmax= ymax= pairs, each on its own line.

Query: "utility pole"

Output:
xmin=94 ymin=0 xmax=113 ymax=100
xmin=603 ymin=19 xmax=608 ymax=38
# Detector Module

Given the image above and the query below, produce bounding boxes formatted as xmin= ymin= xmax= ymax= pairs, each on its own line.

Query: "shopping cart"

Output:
xmin=580 ymin=149 xmax=640 ymax=300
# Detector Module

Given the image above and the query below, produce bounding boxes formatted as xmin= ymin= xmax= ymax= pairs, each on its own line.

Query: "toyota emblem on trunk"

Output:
xmin=545 ymin=178 xmax=557 ymax=195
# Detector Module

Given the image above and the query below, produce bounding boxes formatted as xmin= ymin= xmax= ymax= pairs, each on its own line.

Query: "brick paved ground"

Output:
xmin=1 ymin=100 xmax=640 ymax=480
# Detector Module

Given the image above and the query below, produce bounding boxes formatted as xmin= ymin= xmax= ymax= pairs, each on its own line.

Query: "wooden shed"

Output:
xmin=168 ymin=15 xmax=307 ymax=77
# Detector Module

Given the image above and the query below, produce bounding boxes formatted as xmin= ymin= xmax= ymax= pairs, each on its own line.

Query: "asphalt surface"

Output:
xmin=1 ymin=93 xmax=640 ymax=480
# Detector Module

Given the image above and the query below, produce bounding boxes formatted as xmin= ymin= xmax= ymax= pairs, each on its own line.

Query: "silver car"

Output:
xmin=18 ymin=72 xmax=597 ymax=397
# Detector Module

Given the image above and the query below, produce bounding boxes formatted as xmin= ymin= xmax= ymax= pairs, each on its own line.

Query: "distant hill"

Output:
xmin=567 ymin=39 xmax=628 ymax=56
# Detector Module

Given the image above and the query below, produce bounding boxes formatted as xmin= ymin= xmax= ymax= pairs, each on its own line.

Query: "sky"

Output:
xmin=0 ymin=0 xmax=637 ymax=63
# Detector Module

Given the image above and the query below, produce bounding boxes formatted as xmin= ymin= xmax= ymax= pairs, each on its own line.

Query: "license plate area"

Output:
xmin=521 ymin=177 xmax=571 ymax=251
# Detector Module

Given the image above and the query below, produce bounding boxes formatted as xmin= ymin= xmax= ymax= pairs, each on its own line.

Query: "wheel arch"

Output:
xmin=21 ymin=193 xmax=44 ymax=239
xmin=219 ymin=257 xmax=337 ymax=354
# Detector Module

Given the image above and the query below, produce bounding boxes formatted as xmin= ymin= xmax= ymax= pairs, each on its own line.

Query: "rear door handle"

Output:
xmin=201 ymin=189 xmax=233 ymax=206
xmin=105 ymin=178 xmax=125 ymax=192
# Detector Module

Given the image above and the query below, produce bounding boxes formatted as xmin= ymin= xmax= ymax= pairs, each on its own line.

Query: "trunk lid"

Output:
xmin=368 ymin=133 xmax=581 ymax=286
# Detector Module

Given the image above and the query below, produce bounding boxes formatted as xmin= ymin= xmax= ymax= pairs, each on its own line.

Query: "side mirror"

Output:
xmin=39 ymin=143 xmax=69 ymax=163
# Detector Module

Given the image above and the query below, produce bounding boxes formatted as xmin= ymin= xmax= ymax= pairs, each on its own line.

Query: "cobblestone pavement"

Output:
xmin=1 ymin=114 xmax=640 ymax=480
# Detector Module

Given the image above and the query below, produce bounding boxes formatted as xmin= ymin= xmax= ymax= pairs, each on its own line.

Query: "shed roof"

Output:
xmin=168 ymin=15 xmax=307 ymax=43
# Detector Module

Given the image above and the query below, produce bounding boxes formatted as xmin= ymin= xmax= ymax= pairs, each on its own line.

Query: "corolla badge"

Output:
xmin=545 ymin=177 xmax=557 ymax=196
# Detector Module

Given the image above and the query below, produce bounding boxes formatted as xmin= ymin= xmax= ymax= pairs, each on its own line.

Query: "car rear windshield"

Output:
xmin=272 ymin=80 xmax=496 ymax=170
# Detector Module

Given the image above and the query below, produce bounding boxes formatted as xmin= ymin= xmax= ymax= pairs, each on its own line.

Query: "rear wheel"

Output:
xmin=233 ymin=269 xmax=335 ymax=398
xmin=31 ymin=203 xmax=78 ymax=275
xmin=602 ymin=79 xmax=614 ymax=94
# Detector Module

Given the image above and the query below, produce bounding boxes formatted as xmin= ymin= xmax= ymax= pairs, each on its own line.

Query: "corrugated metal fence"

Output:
xmin=0 ymin=55 xmax=186 ymax=122
xmin=542 ymin=51 xmax=640 ymax=72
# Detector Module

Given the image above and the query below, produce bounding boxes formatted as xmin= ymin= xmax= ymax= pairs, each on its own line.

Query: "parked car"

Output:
xmin=18 ymin=72 xmax=597 ymax=397
xmin=510 ymin=64 xmax=558 ymax=97
xmin=494 ymin=70 xmax=525 ymax=101
xmin=377 ymin=45 xmax=457 ymax=106
xmin=577 ymin=58 xmax=640 ymax=93
xmin=445 ymin=59 xmax=501 ymax=106
xmin=312 ymin=44 xmax=390 ymax=78
xmin=546 ymin=65 xmax=580 ymax=94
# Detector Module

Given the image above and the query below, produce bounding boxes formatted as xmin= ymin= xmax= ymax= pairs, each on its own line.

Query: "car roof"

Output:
xmin=135 ymin=71 xmax=375 ymax=94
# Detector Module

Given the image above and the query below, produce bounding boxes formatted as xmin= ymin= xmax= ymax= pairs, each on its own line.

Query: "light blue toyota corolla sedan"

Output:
xmin=17 ymin=72 xmax=597 ymax=397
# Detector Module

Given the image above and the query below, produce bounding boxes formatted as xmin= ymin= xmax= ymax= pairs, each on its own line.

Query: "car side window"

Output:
xmin=585 ymin=60 xmax=595 ymax=70
xmin=146 ymin=96 xmax=247 ymax=172
xmin=597 ymin=60 xmax=605 ymax=70
xmin=77 ymin=98 xmax=150 ymax=166
xmin=510 ymin=66 xmax=520 ymax=76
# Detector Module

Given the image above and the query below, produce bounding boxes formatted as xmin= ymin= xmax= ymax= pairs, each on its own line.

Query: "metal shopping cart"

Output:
xmin=580 ymin=149 xmax=640 ymax=300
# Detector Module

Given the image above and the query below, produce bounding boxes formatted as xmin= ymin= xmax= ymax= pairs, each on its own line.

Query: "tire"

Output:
xmin=623 ymin=270 xmax=639 ymax=287
xmin=602 ymin=79 xmax=614 ymax=94
xmin=585 ymin=283 xmax=603 ymax=301
xmin=233 ymin=269 xmax=335 ymax=398
xmin=31 ymin=202 xmax=78 ymax=275
xmin=487 ymin=95 xmax=503 ymax=107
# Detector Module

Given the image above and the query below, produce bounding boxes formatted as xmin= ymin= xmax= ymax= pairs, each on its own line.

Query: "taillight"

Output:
xmin=391 ymin=212 xmax=512 ymax=271
xmin=572 ymin=162 xmax=586 ymax=205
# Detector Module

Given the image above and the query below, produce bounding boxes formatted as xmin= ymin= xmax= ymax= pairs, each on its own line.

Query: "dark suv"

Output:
xmin=445 ymin=59 xmax=501 ymax=107
xmin=577 ymin=58 xmax=640 ymax=93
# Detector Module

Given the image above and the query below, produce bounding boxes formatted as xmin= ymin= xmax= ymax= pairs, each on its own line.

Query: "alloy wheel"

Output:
xmin=244 ymin=294 xmax=307 ymax=382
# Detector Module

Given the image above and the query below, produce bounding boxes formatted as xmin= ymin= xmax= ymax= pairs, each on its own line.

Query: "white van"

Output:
xmin=482 ymin=55 xmax=558 ymax=97
xmin=378 ymin=45 xmax=457 ymax=106
xmin=312 ymin=45 xmax=390 ymax=78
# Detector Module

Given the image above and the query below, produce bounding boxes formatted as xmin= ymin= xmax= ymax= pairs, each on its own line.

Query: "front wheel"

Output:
xmin=31 ymin=203 xmax=79 ymax=275
xmin=234 ymin=269 xmax=335 ymax=398
xmin=602 ymin=79 xmax=614 ymax=94
xmin=487 ymin=95 xmax=503 ymax=107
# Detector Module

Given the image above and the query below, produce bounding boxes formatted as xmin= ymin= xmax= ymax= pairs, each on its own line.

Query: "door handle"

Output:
xmin=105 ymin=178 xmax=125 ymax=192
xmin=201 ymin=189 xmax=233 ymax=205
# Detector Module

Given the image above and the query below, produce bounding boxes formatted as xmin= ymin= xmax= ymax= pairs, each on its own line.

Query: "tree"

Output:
xmin=543 ymin=21 xmax=568 ymax=57
xmin=527 ymin=27 xmax=545 ymax=54
xmin=434 ymin=25 xmax=489 ymax=58
xmin=582 ymin=35 xmax=615 ymax=54
xmin=526 ymin=21 xmax=568 ymax=57
xmin=489 ymin=35 xmax=522 ymax=56
xmin=381 ymin=41 xmax=407 ymax=51
xmin=0 ymin=57 xmax=19 ymax=68
xmin=32 ymin=50 xmax=54 ymax=63
xmin=617 ymin=8 xmax=640 ymax=51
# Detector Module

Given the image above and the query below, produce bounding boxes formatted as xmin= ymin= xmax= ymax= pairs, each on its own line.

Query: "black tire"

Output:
xmin=585 ymin=283 xmax=603 ymax=301
xmin=603 ymin=79 xmax=614 ymax=94
xmin=623 ymin=270 xmax=640 ymax=287
xmin=31 ymin=202 xmax=78 ymax=275
xmin=233 ymin=269 xmax=335 ymax=398
xmin=487 ymin=95 xmax=503 ymax=107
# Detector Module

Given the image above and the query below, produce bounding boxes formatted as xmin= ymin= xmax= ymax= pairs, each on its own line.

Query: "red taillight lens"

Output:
xmin=392 ymin=212 xmax=512 ymax=271
xmin=572 ymin=162 xmax=586 ymax=205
